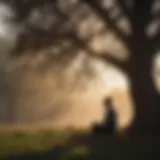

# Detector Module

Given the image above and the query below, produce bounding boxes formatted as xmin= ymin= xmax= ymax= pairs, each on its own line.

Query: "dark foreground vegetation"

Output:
xmin=0 ymin=129 xmax=160 ymax=160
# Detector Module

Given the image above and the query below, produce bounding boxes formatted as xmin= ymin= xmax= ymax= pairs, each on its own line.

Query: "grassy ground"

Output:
xmin=0 ymin=129 xmax=160 ymax=160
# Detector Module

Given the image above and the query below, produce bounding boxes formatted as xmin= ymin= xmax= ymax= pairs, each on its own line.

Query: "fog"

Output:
xmin=1 ymin=0 xmax=159 ymax=130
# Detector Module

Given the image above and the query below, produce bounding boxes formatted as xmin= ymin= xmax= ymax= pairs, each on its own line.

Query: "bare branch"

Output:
xmin=95 ymin=53 xmax=128 ymax=72
xmin=69 ymin=33 xmax=128 ymax=73
xmin=82 ymin=0 xmax=130 ymax=46
xmin=116 ymin=0 xmax=133 ymax=21
xmin=132 ymin=0 xmax=154 ymax=27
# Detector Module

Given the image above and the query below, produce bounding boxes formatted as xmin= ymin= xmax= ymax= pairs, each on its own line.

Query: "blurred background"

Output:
xmin=0 ymin=0 xmax=136 ymax=130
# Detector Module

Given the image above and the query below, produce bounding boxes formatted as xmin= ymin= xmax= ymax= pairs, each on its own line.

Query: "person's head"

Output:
xmin=104 ymin=97 xmax=113 ymax=107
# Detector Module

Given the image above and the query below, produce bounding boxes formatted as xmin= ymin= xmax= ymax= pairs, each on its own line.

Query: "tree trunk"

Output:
xmin=128 ymin=45 xmax=160 ymax=135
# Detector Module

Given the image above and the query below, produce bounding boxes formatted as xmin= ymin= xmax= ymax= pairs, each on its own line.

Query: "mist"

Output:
xmin=0 ymin=0 xmax=149 ymax=130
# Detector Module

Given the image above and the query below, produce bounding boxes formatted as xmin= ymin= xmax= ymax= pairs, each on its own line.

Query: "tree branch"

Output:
xmin=82 ymin=0 xmax=130 ymax=46
xmin=69 ymin=32 xmax=128 ymax=73
xmin=96 ymin=53 xmax=128 ymax=72
xmin=116 ymin=0 xmax=133 ymax=21
xmin=132 ymin=0 xmax=154 ymax=27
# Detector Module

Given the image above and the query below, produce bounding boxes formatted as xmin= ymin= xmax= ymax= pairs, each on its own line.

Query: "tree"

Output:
xmin=81 ymin=0 xmax=160 ymax=134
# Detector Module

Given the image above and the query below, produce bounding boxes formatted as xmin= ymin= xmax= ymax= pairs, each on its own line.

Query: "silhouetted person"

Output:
xmin=103 ymin=97 xmax=117 ymax=135
xmin=92 ymin=97 xmax=117 ymax=135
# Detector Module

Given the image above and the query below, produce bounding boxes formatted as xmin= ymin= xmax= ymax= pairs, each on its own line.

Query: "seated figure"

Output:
xmin=93 ymin=97 xmax=117 ymax=135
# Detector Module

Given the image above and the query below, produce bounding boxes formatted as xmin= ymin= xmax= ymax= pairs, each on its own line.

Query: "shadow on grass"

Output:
xmin=1 ymin=131 xmax=160 ymax=160
xmin=3 ymin=146 xmax=66 ymax=160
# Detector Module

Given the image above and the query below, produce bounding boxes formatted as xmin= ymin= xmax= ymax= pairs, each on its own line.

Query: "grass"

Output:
xmin=0 ymin=129 xmax=160 ymax=160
